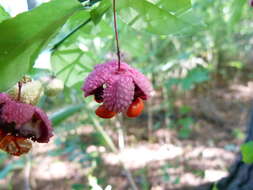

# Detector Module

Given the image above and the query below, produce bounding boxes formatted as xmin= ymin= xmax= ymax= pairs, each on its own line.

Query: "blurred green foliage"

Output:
xmin=0 ymin=0 xmax=83 ymax=91
xmin=241 ymin=141 xmax=253 ymax=164
xmin=0 ymin=5 xmax=10 ymax=23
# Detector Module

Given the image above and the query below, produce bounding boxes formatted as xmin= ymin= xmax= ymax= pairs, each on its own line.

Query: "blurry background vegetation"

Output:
xmin=0 ymin=0 xmax=253 ymax=189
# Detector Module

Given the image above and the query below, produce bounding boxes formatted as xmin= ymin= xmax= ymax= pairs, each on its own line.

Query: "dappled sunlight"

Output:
xmin=204 ymin=170 xmax=227 ymax=182
xmin=104 ymin=144 xmax=183 ymax=169
xmin=229 ymin=81 xmax=253 ymax=100
xmin=103 ymin=142 xmax=235 ymax=188
xmin=34 ymin=159 xmax=81 ymax=180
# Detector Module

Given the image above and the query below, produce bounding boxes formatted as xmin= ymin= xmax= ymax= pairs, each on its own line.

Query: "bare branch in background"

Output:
xmin=27 ymin=0 xmax=37 ymax=10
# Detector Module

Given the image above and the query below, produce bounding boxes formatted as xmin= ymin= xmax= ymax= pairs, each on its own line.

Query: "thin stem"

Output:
xmin=51 ymin=18 xmax=91 ymax=51
xmin=90 ymin=115 xmax=138 ymax=190
xmin=17 ymin=82 xmax=22 ymax=101
xmin=115 ymin=115 xmax=125 ymax=150
xmin=113 ymin=0 xmax=121 ymax=71
xmin=24 ymin=155 xmax=31 ymax=190
xmin=27 ymin=0 xmax=37 ymax=10
xmin=91 ymin=115 xmax=117 ymax=152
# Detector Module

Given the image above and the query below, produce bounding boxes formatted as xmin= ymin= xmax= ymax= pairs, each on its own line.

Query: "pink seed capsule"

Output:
xmin=250 ymin=0 xmax=253 ymax=7
xmin=82 ymin=60 xmax=153 ymax=117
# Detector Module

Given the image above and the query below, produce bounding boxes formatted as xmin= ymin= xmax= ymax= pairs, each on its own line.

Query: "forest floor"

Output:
xmin=1 ymin=81 xmax=253 ymax=190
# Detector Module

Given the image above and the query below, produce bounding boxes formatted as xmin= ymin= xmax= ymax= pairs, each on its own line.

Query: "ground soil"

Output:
xmin=1 ymin=81 xmax=253 ymax=190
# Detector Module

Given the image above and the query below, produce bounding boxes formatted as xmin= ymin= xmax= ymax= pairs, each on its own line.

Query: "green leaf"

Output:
xmin=52 ymin=48 xmax=92 ymax=87
xmin=0 ymin=5 xmax=10 ymax=23
xmin=156 ymin=0 xmax=191 ymax=14
xmin=120 ymin=25 xmax=148 ymax=56
xmin=241 ymin=141 xmax=253 ymax=164
xmin=178 ymin=117 xmax=194 ymax=139
xmin=230 ymin=0 xmax=247 ymax=25
xmin=178 ymin=117 xmax=194 ymax=128
xmin=179 ymin=105 xmax=192 ymax=114
xmin=178 ymin=9 xmax=204 ymax=28
xmin=117 ymin=0 xmax=196 ymax=35
xmin=48 ymin=9 xmax=90 ymax=50
xmin=91 ymin=19 xmax=114 ymax=37
xmin=173 ymin=177 xmax=180 ymax=185
xmin=90 ymin=0 xmax=111 ymax=24
xmin=212 ymin=184 xmax=219 ymax=190
xmin=0 ymin=0 xmax=82 ymax=92
xmin=181 ymin=66 xmax=209 ymax=90
xmin=72 ymin=184 xmax=86 ymax=190
xmin=228 ymin=61 xmax=243 ymax=69
xmin=51 ymin=19 xmax=113 ymax=87
xmin=188 ymin=67 xmax=209 ymax=82
xmin=166 ymin=78 xmax=181 ymax=88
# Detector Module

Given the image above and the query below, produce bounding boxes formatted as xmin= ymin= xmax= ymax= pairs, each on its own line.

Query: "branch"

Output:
xmin=90 ymin=115 xmax=139 ymax=190
xmin=50 ymin=0 xmax=109 ymax=51
xmin=27 ymin=0 xmax=37 ymax=10
xmin=50 ymin=18 xmax=91 ymax=51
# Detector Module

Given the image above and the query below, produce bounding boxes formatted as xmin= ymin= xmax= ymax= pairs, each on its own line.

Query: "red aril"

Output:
xmin=95 ymin=105 xmax=116 ymax=119
xmin=126 ymin=97 xmax=144 ymax=118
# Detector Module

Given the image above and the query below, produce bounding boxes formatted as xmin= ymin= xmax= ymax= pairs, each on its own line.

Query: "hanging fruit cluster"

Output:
xmin=82 ymin=60 xmax=153 ymax=119
xmin=0 ymin=77 xmax=53 ymax=156
xmin=82 ymin=0 xmax=153 ymax=119
xmin=250 ymin=0 xmax=253 ymax=7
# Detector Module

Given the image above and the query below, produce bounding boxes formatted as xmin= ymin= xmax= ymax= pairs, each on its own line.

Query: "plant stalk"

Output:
xmin=90 ymin=116 xmax=138 ymax=190
xmin=113 ymin=0 xmax=121 ymax=71
xmin=24 ymin=155 xmax=31 ymax=190
xmin=17 ymin=82 xmax=22 ymax=101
